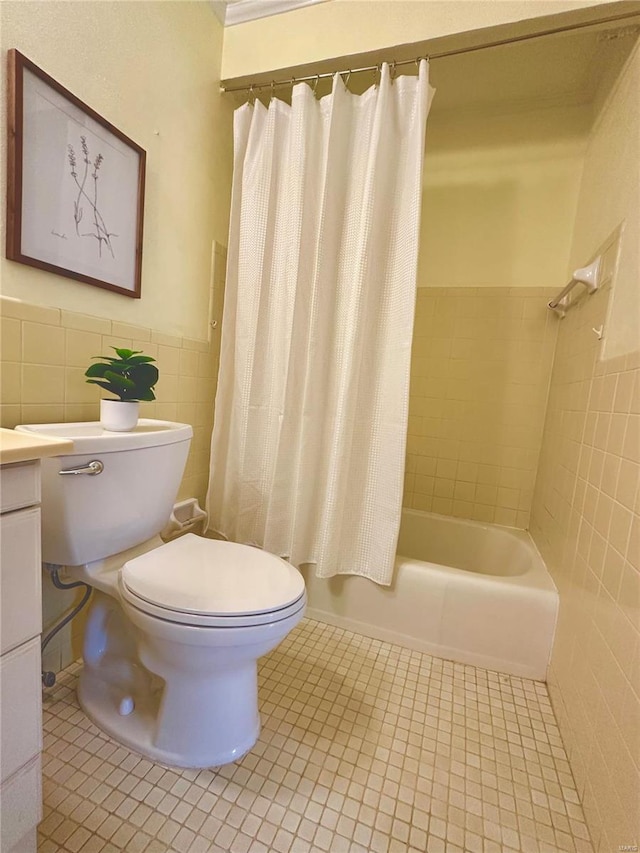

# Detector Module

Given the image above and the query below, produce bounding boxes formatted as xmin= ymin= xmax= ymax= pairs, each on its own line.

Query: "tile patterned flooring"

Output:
xmin=39 ymin=619 xmax=593 ymax=853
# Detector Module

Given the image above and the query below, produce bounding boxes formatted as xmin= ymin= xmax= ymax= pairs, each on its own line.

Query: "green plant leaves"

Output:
xmin=86 ymin=379 xmax=117 ymax=394
xmin=128 ymin=362 xmax=159 ymax=385
xmin=84 ymin=346 xmax=158 ymax=402
xmin=85 ymin=362 xmax=112 ymax=377
xmin=127 ymin=355 xmax=156 ymax=364
xmin=104 ymin=371 xmax=136 ymax=390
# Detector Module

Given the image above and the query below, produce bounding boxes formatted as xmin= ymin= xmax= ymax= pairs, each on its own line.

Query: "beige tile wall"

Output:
xmin=0 ymin=297 xmax=218 ymax=503
xmin=0 ymin=246 xmax=226 ymax=672
xmin=530 ymin=238 xmax=640 ymax=851
xmin=405 ymin=287 xmax=559 ymax=527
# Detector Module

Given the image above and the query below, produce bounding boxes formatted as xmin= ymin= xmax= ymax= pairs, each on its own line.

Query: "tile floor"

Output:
xmin=39 ymin=619 xmax=593 ymax=853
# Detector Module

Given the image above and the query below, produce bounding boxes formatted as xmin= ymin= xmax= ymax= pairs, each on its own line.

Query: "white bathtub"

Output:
xmin=301 ymin=509 xmax=558 ymax=680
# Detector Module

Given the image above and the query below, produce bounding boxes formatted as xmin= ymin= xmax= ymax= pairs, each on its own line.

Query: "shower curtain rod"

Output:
xmin=220 ymin=10 xmax=640 ymax=94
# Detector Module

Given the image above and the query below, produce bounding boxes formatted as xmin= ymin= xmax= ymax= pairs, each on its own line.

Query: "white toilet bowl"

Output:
xmin=75 ymin=534 xmax=305 ymax=768
xmin=16 ymin=420 xmax=306 ymax=768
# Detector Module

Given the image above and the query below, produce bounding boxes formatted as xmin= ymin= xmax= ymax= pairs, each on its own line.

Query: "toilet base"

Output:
xmin=76 ymin=593 xmax=270 ymax=768
xmin=78 ymin=665 xmax=261 ymax=768
xmin=73 ymin=582 xmax=305 ymax=769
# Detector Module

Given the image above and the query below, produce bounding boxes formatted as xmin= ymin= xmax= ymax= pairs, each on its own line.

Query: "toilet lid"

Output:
xmin=121 ymin=534 xmax=305 ymax=617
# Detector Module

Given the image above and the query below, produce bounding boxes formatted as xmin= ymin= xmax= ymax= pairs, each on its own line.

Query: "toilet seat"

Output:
xmin=120 ymin=534 xmax=306 ymax=628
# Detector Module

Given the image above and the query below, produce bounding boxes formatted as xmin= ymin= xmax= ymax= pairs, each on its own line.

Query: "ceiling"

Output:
xmin=211 ymin=0 xmax=328 ymax=27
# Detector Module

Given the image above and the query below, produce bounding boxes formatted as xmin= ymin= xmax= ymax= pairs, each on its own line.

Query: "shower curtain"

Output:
xmin=207 ymin=61 xmax=433 ymax=585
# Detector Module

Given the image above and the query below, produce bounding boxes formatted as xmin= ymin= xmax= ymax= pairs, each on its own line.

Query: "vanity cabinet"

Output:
xmin=0 ymin=428 xmax=73 ymax=852
xmin=0 ymin=460 xmax=43 ymax=853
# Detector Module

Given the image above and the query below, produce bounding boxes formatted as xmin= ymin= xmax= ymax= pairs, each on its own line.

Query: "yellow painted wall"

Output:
xmin=0 ymin=0 xmax=233 ymax=340
xmin=222 ymin=0 xmax=627 ymax=80
xmin=420 ymin=105 xmax=588 ymax=289
xmin=530 ymin=40 xmax=640 ymax=852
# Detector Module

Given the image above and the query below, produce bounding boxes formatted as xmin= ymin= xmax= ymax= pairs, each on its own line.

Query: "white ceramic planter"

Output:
xmin=100 ymin=399 xmax=139 ymax=432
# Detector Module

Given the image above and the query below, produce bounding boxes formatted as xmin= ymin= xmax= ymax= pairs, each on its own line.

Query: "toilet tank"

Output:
xmin=15 ymin=420 xmax=193 ymax=566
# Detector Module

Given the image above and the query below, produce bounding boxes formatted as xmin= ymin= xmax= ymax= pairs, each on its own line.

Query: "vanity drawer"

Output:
xmin=0 ymin=639 xmax=42 ymax=784
xmin=0 ymin=753 xmax=42 ymax=853
xmin=0 ymin=507 xmax=42 ymax=655
xmin=0 ymin=461 xmax=40 ymax=513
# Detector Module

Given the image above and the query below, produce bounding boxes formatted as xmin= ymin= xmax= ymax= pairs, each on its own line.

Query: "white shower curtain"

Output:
xmin=207 ymin=61 xmax=433 ymax=585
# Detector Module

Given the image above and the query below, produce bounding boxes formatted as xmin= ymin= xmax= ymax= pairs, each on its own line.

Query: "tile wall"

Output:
xmin=405 ymin=287 xmax=559 ymax=528
xmin=530 ymin=236 xmax=640 ymax=851
xmin=0 ymin=299 xmax=216 ymax=501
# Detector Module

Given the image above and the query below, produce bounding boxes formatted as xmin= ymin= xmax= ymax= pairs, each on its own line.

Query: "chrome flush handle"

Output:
xmin=58 ymin=460 xmax=104 ymax=476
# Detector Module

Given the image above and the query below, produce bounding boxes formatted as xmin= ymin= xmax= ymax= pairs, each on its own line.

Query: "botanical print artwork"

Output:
xmin=67 ymin=136 xmax=117 ymax=259
xmin=7 ymin=51 xmax=145 ymax=297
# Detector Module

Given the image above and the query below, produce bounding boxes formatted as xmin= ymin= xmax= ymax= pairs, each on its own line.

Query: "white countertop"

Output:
xmin=0 ymin=428 xmax=74 ymax=465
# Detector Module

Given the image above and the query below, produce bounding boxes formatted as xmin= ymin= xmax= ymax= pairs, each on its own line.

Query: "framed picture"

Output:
xmin=6 ymin=50 xmax=146 ymax=298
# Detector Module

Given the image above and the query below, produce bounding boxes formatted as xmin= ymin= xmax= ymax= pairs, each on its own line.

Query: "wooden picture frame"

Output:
xmin=6 ymin=49 xmax=146 ymax=298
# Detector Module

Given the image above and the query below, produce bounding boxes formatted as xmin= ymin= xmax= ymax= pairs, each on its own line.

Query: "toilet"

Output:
xmin=16 ymin=419 xmax=306 ymax=768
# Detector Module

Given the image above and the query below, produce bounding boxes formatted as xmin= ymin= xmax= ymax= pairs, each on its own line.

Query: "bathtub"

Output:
xmin=301 ymin=509 xmax=558 ymax=681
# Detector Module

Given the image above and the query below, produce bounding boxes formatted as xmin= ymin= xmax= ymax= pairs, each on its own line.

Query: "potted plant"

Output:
xmin=85 ymin=347 xmax=159 ymax=432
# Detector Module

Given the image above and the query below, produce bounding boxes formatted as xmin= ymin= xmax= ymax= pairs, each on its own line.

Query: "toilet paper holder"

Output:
xmin=162 ymin=498 xmax=208 ymax=541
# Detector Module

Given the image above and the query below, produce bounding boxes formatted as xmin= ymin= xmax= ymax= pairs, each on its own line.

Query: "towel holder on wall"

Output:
xmin=548 ymin=257 xmax=601 ymax=318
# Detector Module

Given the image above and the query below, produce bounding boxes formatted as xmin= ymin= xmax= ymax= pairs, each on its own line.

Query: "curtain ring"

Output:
xmin=375 ymin=64 xmax=382 ymax=85
xmin=248 ymin=84 xmax=256 ymax=105
xmin=390 ymin=61 xmax=397 ymax=80
xmin=312 ymin=74 xmax=320 ymax=93
xmin=341 ymin=69 xmax=351 ymax=88
xmin=270 ymin=80 xmax=276 ymax=101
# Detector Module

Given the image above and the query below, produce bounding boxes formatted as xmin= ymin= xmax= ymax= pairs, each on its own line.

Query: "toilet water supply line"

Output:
xmin=41 ymin=564 xmax=92 ymax=688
